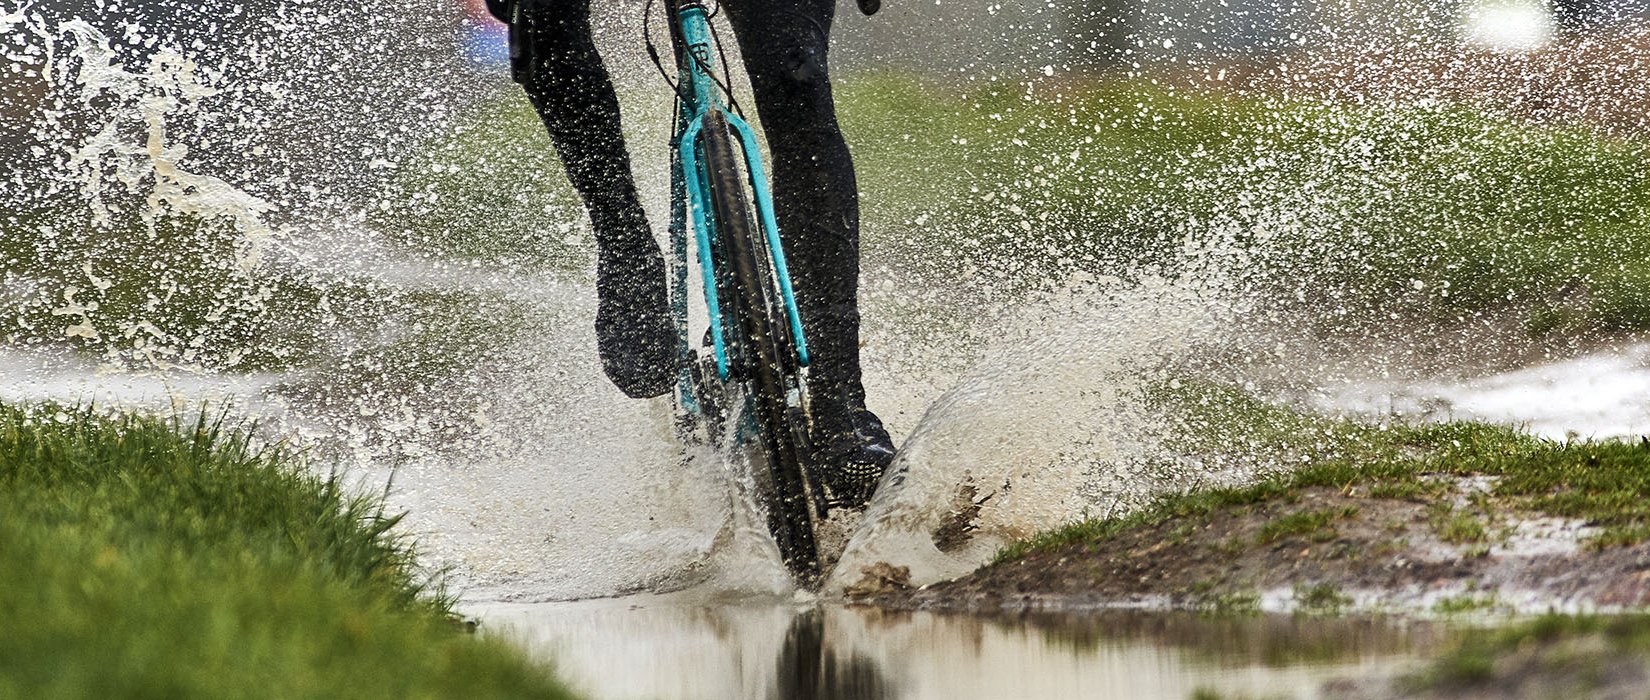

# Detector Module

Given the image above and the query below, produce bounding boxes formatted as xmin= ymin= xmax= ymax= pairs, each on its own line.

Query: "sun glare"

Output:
xmin=1462 ymin=0 xmax=1556 ymax=51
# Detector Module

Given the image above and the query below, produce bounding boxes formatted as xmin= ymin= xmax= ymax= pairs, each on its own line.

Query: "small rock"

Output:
xmin=845 ymin=562 xmax=913 ymax=598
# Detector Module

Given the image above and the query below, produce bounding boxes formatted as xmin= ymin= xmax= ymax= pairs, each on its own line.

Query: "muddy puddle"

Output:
xmin=468 ymin=597 xmax=1446 ymax=700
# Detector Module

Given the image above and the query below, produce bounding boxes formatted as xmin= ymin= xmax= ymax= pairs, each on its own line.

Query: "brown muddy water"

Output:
xmin=468 ymin=597 xmax=1444 ymax=700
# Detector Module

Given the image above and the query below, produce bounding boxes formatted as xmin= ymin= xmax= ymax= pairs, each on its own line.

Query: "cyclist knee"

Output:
xmin=743 ymin=20 xmax=832 ymax=97
xmin=779 ymin=43 xmax=828 ymax=91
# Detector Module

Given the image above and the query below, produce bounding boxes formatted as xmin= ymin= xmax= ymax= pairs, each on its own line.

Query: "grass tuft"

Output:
xmin=1197 ymin=590 xmax=1263 ymax=617
xmin=1257 ymin=507 xmax=1359 ymax=544
xmin=1432 ymin=594 xmax=1501 ymax=616
xmin=1293 ymin=583 xmax=1353 ymax=615
xmin=0 ymin=403 xmax=574 ymax=700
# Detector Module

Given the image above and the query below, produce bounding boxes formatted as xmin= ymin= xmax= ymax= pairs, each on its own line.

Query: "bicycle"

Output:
xmin=649 ymin=0 xmax=828 ymax=583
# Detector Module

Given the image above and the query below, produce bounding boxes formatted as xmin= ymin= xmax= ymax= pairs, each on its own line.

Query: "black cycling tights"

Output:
xmin=494 ymin=0 xmax=868 ymax=416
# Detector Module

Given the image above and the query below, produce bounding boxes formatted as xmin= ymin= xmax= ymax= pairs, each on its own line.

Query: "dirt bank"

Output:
xmin=857 ymin=484 xmax=1650 ymax=615
xmin=850 ymin=428 xmax=1650 ymax=615
xmin=849 ymin=460 xmax=1650 ymax=697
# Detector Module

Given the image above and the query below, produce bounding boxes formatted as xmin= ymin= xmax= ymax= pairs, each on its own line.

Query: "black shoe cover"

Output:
xmin=595 ymin=242 xmax=677 ymax=399
xmin=813 ymin=407 xmax=896 ymax=510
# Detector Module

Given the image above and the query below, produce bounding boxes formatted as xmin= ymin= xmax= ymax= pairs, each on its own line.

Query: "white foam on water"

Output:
xmin=258 ymin=232 xmax=798 ymax=600
xmin=56 ymin=19 xmax=280 ymax=265
xmin=4 ymin=16 xmax=1273 ymax=597
xmin=11 ymin=6 xmax=1276 ymax=604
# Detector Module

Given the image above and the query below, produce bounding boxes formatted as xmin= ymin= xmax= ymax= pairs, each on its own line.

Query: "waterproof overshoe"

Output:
xmin=812 ymin=407 xmax=896 ymax=510
xmin=594 ymin=241 xmax=677 ymax=399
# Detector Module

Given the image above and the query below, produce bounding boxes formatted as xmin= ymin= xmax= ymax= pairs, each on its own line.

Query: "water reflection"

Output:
xmin=773 ymin=608 xmax=894 ymax=700
xmin=470 ymin=597 xmax=1441 ymax=700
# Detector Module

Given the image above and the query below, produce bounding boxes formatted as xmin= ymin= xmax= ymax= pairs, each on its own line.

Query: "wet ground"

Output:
xmin=446 ymin=340 xmax=1650 ymax=700
xmin=1318 ymin=342 xmax=1650 ymax=440
xmin=469 ymin=596 xmax=1444 ymax=700
xmin=6 ymin=333 xmax=1646 ymax=698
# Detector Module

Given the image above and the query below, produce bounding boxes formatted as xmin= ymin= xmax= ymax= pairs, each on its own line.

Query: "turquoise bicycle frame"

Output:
xmin=667 ymin=3 xmax=809 ymax=415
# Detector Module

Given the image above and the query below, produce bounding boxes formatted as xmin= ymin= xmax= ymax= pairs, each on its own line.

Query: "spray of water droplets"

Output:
xmin=5 ymin=1 xmax=1650 ymax=598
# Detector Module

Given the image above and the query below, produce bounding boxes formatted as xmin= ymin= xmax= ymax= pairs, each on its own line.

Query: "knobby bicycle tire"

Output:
xmin=699 ymin=111 xmax=821 ymax=580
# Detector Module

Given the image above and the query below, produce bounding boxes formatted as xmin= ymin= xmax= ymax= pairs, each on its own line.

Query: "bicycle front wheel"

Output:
xmin=699 ymin=111 xmax=820 ymax=581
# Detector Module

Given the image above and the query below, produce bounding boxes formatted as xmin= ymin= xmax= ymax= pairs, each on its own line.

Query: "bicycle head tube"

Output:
xmin=671 ymin=4 xmax=724 ymax=115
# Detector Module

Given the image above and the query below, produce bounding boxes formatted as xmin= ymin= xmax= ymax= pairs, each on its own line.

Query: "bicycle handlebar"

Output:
xmin=661 ymin=0 xmax=878 ymax=19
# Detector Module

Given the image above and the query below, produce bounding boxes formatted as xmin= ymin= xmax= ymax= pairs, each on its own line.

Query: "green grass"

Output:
xmin=13 ymin=73 xmax=1650 ymax=368
xmin=1197 ymin=590 xmax=1263 ymax=617
xmin=343 ymin=73 xmax=1650 ymax=342
xmin=368 ymin=96 xmax=593 ymax=270
xmin=1189 ymin=689 xmax=1286 ymax=700
xmin=1430 ymin=503 xmax=1492 ymax=545
xmin=995 ymin=380 xmax=1650 ymax=564
xmin=0 ymin=206 xmax=323 ymax=371
xmin=2 ymin=196 xmax=542 ymax=396
xmin=1492 ymin=439 xmax=1650 ymax=548
xmin=0 ymin=403 xmax=574 ymax=700
xmin=1432 ymin=594 xmax=1502 ymax=616
xmin=1293 ymin=583 xmax=1353 ymax=616
xmin=836 ymin=73 xmax=1650 ymax=337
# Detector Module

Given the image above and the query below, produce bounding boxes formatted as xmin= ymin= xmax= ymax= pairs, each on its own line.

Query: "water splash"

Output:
xmin=58 ymin=20 xmax=279 ymax=270
xmin=6 ymin=0 xmax=1649 ymax=606
xmin=833 ymin=247 xmax=1256 ymax=590
xmin=7 ymin=15 xmax=285 ymax=370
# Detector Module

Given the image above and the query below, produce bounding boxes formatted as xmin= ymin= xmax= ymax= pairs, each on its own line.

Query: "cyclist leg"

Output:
xmin=723 ymin=0 xmax=895 ymax=503
xmin=505 ymin=0 xmax=675 ymax=398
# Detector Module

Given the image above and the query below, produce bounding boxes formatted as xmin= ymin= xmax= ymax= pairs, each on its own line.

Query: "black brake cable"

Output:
xmin=647 ymin=0 xmax=749 ymax=122
xmin=643 ymin=0 xmax=688 ymax=101
xmin=702 ymin=3 xmax=747 ymax=120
